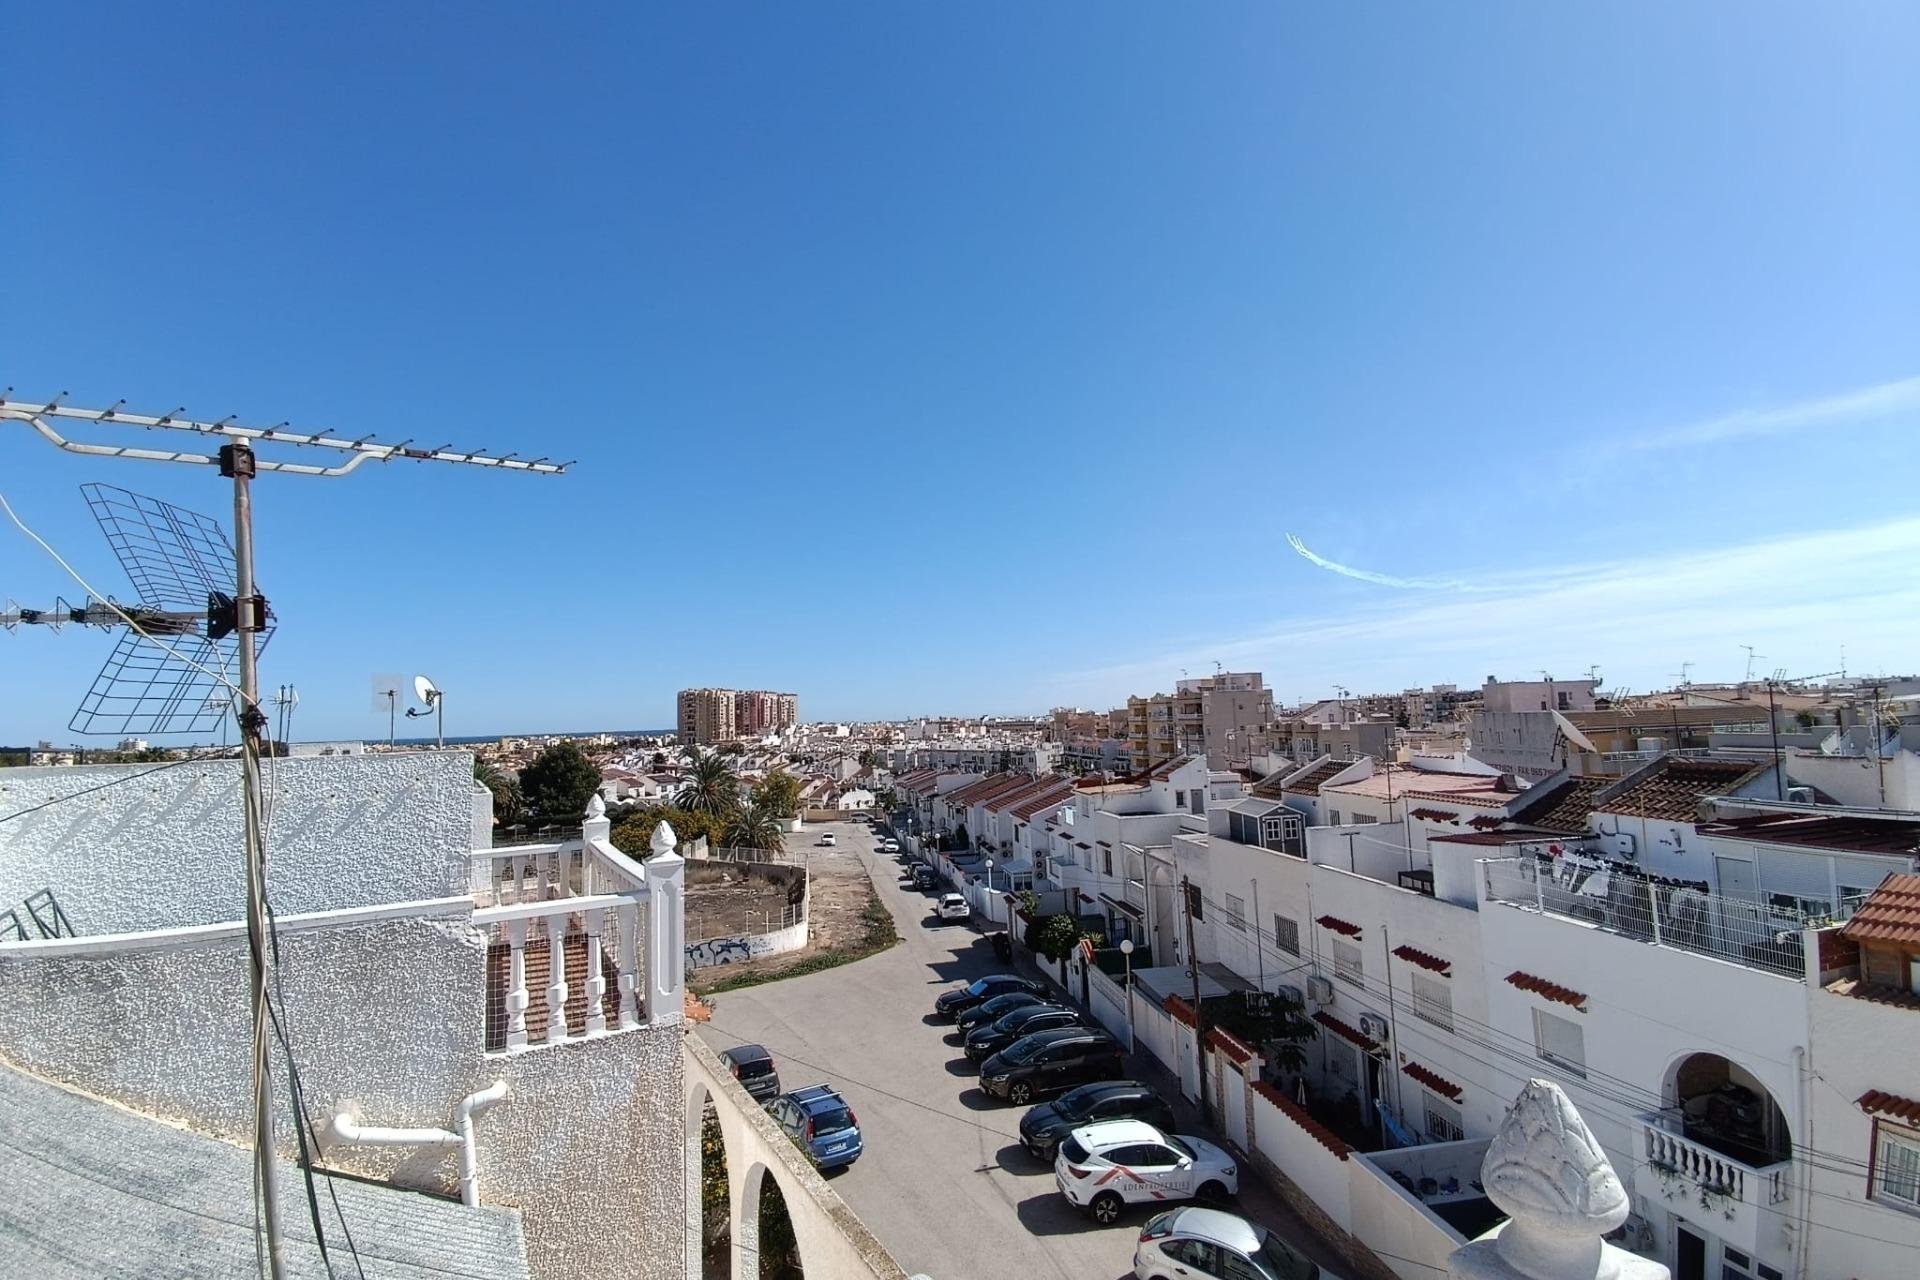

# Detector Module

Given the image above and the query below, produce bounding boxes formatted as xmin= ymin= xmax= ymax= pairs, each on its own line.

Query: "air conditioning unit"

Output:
xmin=1785 ymin=786 xmax=1816 ymax=805
xmin=1273 ymin=984 xmax=1304 ymax=1008
xmin=1306 ymin=976 xmax=1334 ymax=1004
xmin=1358 ymin=1012 xmax=1391 ymax=1043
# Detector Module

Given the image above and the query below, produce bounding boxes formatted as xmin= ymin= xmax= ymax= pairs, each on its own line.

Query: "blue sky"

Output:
xmin=3 ymin=4 xmax=1917 ymax=742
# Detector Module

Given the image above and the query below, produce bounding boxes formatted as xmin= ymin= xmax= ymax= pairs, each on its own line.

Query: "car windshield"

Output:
xmin=1249 ymin=1235 xmax=1319 ymax=1280
xmin=965 ymin=978 xmax=993 ymax=996
xmin=809 ymin=1105 xmax=854 ymax=1133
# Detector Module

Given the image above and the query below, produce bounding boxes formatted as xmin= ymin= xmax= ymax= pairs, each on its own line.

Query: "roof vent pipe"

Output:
xmin=326 ymin=1079 xmax=511 ymax=1207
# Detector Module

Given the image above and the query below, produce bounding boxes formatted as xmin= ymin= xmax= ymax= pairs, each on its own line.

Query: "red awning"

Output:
xmin=1315 ymin=915 xmax=1363 ymax=938
xmin=1859 ymin=1090 xmax=1920 ymax=1124
xmin=1312 ymin=1009 xmax=1379 ymax=1050
xmin=1392 ymin=944 xmax=1451 ymax=975
xmin=1403 ymin=1059 xmax=1463 ymax=1101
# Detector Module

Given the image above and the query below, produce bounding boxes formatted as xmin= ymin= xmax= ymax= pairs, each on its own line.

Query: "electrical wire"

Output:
xmin=0 ymin=753 xmax=206 ymax=826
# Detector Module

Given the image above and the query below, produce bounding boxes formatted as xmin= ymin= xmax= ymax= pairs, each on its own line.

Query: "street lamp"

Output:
xmin=985 ymin=858 xmax=995 ymax=925
xmin=1119 ymin=938 xmax=1136 ymax=1051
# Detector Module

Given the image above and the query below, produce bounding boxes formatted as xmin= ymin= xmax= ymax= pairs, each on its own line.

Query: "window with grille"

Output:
xmin=1531 ymin=1008 xmax=1586 ymax=1077
xmin=1874 ymin=1126 xmax=1920 ymax=1212
xmin=1224 ymin=894 xmax=1247 ymax=932
xmin=1411 ymin=973 xmax=1453 ymax=1030
xmin=1423 ymin=1094 xmax=1464 ymax=1143
xmin=1333 ymin=939 xmax=1363 ymax=986
xmin=1274 ymin=915 xmax=1300 ymax=956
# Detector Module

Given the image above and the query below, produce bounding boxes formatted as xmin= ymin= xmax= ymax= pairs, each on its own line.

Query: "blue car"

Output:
xmin=770 ymin=1085 xmax=863 ymax=1170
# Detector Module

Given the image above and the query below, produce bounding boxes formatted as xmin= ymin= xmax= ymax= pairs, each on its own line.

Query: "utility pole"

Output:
xmin=5 ymin=394 xmax=566 ymax=1278
xmin=1182 ymin=874 xmax=1208 ymax=1116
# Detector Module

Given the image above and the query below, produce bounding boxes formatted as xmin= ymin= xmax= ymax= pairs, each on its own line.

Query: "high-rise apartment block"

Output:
xmin=1128 ymin=671 xmax=1273 ymax=768
xmin=677 ymin=687 xmax=798 ymax=745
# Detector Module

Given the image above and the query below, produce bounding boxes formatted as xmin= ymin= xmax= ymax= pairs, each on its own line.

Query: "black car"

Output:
xmin=965 ymin=1003 xmax=1086 ymax=1062
xmin=934 ymin=975 xmax=1042 ymax=1022
xmin=718 ymin=1043 xmax=782 ymax=1105
xmin=953 ymin=990 xmax=1056 ymax=1034
xmin=1017 ymin=1080 xmax=1179 ymax=1159
xmin=978 ymin=1027 xmax=1125 ymax=1105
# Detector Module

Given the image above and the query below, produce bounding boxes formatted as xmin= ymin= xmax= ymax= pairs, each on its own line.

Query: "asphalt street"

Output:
xmin=696 ymin=817 xmax=1351 ymax=1280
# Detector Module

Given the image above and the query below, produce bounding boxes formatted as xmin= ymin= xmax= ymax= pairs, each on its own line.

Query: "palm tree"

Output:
xmin=723 ymin=799 xmax=785 ymax=854
xmin=473 ymin=757 xmax=527 ymax=826
xmin=677 ymin=747 xmax=741 ymax=818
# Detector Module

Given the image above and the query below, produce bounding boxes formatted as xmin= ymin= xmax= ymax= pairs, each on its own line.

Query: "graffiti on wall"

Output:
xmin=685 ymin=920 xmax=808 ymax=969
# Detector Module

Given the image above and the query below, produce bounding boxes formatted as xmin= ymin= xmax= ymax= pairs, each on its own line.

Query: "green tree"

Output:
xmin=952 ymin=822 xmax=969 ymax=849
xmin=677 ymin=748 xmax=742 ymax=818
xmin=518 ymin=742 xmax=600 ymax=821
xmin=997 ymin=749 xmax=1014 ymax=772
xmin=1027 ymin=912 xmax=1082 ymax=964
xmin=474 ymin=758 xmax=528 ymax=826
xmin=723 ymin=799 xmax=786 ymax=854
xmin=610 ymin=805 xmax=726 ymax=857
xmin=752 ymin=769 xmax=802 ymax=820
xmin=858 ymin=747 xmax=878 ymax=768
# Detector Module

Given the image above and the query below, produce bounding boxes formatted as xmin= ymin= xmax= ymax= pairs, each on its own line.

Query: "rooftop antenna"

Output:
xmin=1 ymin=391 xmax=565 ymax=1280
xmin=371 ymin=675 xmax=402 ymax=749
xmin=3 ymin=483 xmax=275 ymax=737
xmin=405 ymin=674 xmax=445 ymax=748
xmin=269 ymin=684 xmax=299 ymax=751
xmin=1741 ymin=644 xmax=1762 ymax=685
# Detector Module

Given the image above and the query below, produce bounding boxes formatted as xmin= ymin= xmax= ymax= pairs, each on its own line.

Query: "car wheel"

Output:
xmin=1008 ymin=1082 xmax=1033 ymax=1105
xmin=1090 ymin=1191 xmax=1124 ymax=1225
xmin=1197 ymin=1179 xmax=1230 ymax=1205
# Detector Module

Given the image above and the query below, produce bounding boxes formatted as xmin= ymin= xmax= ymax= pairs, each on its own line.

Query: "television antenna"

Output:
xmin=1741 ymin=644 xmax=1763 ymax=685
xmin=405 ymin=674 xmax=445 ymax=748
xmin=1 ymin=390 xmax=566 ymax=1280
xmin=371 ymin=674 xmax=403 ymax=749
xmin=3 ymin=482 xmax=275 ymax=736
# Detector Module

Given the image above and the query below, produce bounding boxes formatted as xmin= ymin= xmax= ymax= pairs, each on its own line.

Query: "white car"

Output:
xmin=819 ymin=833 xmax=836 ymax=846
xmin=1054 ymin=1120 xmax=1238 ymax=1225
xmin=878 ymin=838 xmax=900 ymax=853
xmin=1134 ymin=1205 xmax=1334 ymax=1279
xmin=936 ymin=893 xmax=970 ymax=921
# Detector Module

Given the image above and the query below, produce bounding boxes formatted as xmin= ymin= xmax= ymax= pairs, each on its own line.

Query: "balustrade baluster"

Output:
xmin=512 ymin=852 xmax=530 ymax=904
xmin=617 ymin=900 xmax=641 ymax=1028
xmin=545 ymin=915 xmax=570 ymax=1043
xmin=584 ymin=907 xmax=608 ymax=1035
xmin=506 ymin=918 xmax=529 ymax=1049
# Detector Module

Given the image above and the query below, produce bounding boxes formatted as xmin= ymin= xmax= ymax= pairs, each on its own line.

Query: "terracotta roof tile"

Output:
xmin=1251 ymin=1079 xmax=1353 ymax=1159
xmin=1206 ymin=1027 xmax=1256 ymax=1065
xmin=1255 ymin=758 xmax=1345 ymax=799
xmin=1312 ymin=1009 xmax=1380 ymax=1050
xmin=1859 ymin=1090 xmax=1920 ymax=1125
xmin=1315 ymin=914 xmax=1363 ymax=938
xmin=1512 ymin=776 xmax=1609 ymax=835
xmin=1392 ymin=944 xmax=1451 ymax=975
xmin=1840 ymin=873 xmax=1920 ymax=947
xmin=1599 ymin=758 xmax=1769 ymax=825
xmin=1705 ymin=814 xmax=1920 ymax=858
xmin=1165 ymin=995 xmax=1199 ymax=1028
xmin=1402 ymin=1060 xmax=1463 ymax=1102
xmin=1506 ymin=970 xmax=1588 ymax=1009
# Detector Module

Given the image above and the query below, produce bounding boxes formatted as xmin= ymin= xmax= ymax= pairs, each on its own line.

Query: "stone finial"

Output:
xmin=1449 ymin=1079 xmax=1665 ymax=1280
xmin=649 ymin=819 xmax=678 ymax=858
xmin=585 ymin=792 xmax=607 ymax=820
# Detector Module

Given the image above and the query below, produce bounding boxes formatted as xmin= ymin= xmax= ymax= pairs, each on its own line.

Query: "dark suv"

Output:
xmin=718 ymin=1043 xmax=781 ymax=1105
xmin=965 ymin=1003 xmax=1084 ymax=1062
xmin=1017 ymin=1079 xmax=1179 ymax=1159
xmin=934 ymin=974 xmax=1044 ymax=1022
xmin=978 ymin=1027 xmax=1124 ymax=1105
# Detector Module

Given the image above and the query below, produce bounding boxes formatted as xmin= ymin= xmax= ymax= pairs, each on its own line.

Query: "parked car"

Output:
xmin=878 ymin=838 xmax=900 ymax=853
xmin=769 ymin=1084 xmax=863 ymax=1171
xmin=1019 ymin=1080 xmax=1179 ymax=1160
xmin=965 ymin=1003 xmax=1085 ymax=1061
xmin=911 ymin=865 xmax=936 ymax=889
xmin=819 ymin=833 xmax=837 ymax=846
xmin=979 ymin=1027 xmax=1126 ymax=1105
xmin=717 ymin=1043 xmax=782 ymax=1105
xmin=1054 ymin=1120 xmax=1238 ymax=1224
xmin=936 ymin=892 xmax=969 ymax=921
xmin=934 ymin=974 xmax=1044 ymax=1022
xmin=1134 ymin=1206 xmax=1330 ymax=1280
xmin=953 ymin=990 xmax=1056 ymax=1034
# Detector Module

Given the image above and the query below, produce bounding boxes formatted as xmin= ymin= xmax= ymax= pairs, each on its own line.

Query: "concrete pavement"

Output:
xmin=696 ymin=818 xmax=1351 ymax=1280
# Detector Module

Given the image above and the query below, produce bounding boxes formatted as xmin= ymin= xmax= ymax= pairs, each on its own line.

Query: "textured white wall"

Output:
xmin=0 ymin=752 xmax=480 ymax=934
xmin=0 ymin=912 xmax=685 ymax=1280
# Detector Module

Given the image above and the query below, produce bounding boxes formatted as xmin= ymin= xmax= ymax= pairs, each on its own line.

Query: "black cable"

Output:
xmin=0 ymin=754 xmax=204 ymax=826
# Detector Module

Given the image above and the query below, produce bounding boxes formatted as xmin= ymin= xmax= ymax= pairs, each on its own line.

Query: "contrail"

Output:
xmin=1285 ymin=533 xmax=1478 ymax=591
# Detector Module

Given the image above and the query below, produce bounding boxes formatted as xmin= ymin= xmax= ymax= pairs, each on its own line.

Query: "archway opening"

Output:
xmin=1664 ymin=1052 xmax=1791 ymax=1166
xmin=692 ymin=1092 xmax=732 ymax=1278
xmin=742 ymin=1164 xmax=805 ymax=1279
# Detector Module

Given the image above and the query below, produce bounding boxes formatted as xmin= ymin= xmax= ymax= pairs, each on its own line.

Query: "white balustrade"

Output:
xmin=1639 ymin=1113 xmax=1792 ymax=1254
xmin=583 ymin=907 xmax=607 ymax=1036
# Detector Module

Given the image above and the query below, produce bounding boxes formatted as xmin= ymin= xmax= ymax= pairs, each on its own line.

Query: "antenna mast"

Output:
xmin=3 ymin=393 xmax=565 ymax=1279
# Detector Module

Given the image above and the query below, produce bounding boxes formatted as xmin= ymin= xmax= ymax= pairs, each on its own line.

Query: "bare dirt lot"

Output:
xmin=687 ymin=819 xmax=889 ymax=992
xmin=683 ymin=861 xmax=803 ymax=941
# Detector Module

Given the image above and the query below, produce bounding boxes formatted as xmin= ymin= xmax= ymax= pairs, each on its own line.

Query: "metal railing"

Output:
xmin=1482 ymin=857 xmax=1812 ymax=980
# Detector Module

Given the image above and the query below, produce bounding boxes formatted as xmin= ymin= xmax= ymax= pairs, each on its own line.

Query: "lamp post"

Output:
xmin=985 ymin=858 xmax=996 ymax=927
xmin=1119 ymin=938 xmax=1136 ymax=1051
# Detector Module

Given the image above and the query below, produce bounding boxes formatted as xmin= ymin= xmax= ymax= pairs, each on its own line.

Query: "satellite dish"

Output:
xmin=414 ymin=674 xmax=440 ymax=706
xmin=405 ymin=674 xmax=445 ymax=747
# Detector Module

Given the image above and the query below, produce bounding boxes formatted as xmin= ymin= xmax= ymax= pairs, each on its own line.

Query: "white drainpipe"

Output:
xmin=328 ymin=1080 xmax=511 ymax=1207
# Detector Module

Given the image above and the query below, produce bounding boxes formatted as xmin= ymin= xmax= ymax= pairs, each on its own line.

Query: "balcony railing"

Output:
xmin=1482 ymin=857 xmax=1812 ymax=980
xmin=1640 ymin=1112 xmax=1790 ymax=1253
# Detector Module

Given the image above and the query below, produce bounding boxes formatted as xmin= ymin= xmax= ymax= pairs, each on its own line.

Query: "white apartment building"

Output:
xmin=1164 ymin=751 xmax=1920 ymax=1280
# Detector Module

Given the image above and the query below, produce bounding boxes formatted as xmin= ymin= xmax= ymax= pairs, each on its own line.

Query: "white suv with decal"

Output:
xmin=1054 ymin=1120 xmax=1238 ymax=1224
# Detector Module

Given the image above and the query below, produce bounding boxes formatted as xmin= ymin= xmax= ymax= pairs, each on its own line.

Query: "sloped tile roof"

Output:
xmin=1251 ymin=1080 xmax=1352 ymax=1159
xmin=1148 ymin=755 xmax=1197 ymax=781
xmin=1858 ymin=1089 xmax=1920 ymax=1124
xmin=1264 ymin=758 xmax=1348 ymax=798
xmin=1598 ymin=758 xmax=1769 ymax=825
xmin=1839 ymin=873 xmax=1920 ymax=948
xmin=1506 ymin=970 xmax=1588 ymax=1009
xmin=1402 ymin=1059 xmax=1463 ymax=1102
xmin=1702 ymin=814 xmax=1920 ymax=858
xmin=1008 ymin=780 xmax=1074 ymax=821
xmin=1511 ymin=776 xmax=1609 ymax=835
